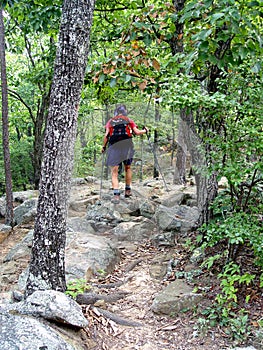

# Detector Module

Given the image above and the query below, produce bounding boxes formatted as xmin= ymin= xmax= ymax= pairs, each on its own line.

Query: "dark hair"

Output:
xmin=114 ymin=104 xmax=127 ymax=116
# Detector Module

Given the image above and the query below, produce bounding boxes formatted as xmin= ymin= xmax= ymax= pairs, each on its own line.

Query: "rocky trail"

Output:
xmin=0 ymin=177 xmax=261 ymax=350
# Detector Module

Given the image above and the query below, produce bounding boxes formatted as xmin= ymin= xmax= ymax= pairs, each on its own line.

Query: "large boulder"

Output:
xmin=5 ymin=290 xmax=88 ymax=328
xmin=65 ymin=231 xmax=120 ymax=281
xmin=112 ymin=218 xmax=157 ymax=242
xmin=151 ymin=280 xmax=203 ymax=315
xmin=155 ymin=205 xmax=199 ymax=233
xmin=0 ymin=311 xmax=76 ymax=350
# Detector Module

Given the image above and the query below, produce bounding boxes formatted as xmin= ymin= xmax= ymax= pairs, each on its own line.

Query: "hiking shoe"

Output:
xmin=111 ymin=195 xmax=120 ymax=204
xmin=124 ymin=189 xmax=132 ymax=198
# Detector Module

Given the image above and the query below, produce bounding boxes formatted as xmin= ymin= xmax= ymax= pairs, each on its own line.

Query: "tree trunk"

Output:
xmin=25 ymin=0 xmax=95 ymax=297
xmin=171 ymin=0 xmax=219 ymax=224
xmin=173 ymin=116 xmax=187 ymax=185
xmin=0 ymin=7 xmax=14 ymax=227
xmin=171 ymin=0 xmax=187 ymax=185
xmin=153 ymin=97 xmax=160 ymax=178
xmin=179 ymin=110 xmax=218 ymax=225
xmin=32 ymin=91 xmax=50 ymax=189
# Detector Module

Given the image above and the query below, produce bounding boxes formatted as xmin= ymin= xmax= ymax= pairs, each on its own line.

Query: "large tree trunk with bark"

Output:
xmin=179 ymin=110 xmax=218 ymax=225
xmin=171 ymin=0 xmax=219 ymax=225
xmin=0 ymin=7 xmax=14 ymax=226
xmin=25 ymin=0 xmax=95 ymax=297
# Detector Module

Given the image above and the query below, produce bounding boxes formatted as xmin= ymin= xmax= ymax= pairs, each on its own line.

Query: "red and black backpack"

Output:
xmin=108 ymin=116 xmax=133 ymax=144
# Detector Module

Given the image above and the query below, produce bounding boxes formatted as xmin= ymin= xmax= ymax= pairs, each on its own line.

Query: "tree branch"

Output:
xmin=7 ymin=88 xmax=36 ymax=124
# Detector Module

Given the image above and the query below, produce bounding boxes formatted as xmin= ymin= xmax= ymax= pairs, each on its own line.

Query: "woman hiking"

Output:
xmin=102 ymin=104 xmax=148 ymax=204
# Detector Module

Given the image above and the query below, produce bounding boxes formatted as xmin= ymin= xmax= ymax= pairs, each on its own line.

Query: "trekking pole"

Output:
xmin=144 ymin=127 xmax=169 ymax=192
xmin=100 ymin=152 xmax=105 ymax=199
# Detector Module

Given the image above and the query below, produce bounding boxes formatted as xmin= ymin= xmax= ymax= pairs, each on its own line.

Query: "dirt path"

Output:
xmin=0 ymin=223 xmax=230 ymax=350
xmin=79 ymin=240 xmax=230 ymax=350
xmin=0 ymin=182 xmax=258 ymax=349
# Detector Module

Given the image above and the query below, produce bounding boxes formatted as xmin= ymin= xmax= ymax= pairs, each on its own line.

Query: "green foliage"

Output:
xmin=197 ymin=307 xmax=251 ymax=343
xmin=10 ymin=138 xmax=34 ymax=191
xmin=0 ymin=137 xmax=34 ymax=194
xmin=216 ymin=262 xmax=255 ymax=305
xmin=65 ymin=278 xmax=90 ymax=299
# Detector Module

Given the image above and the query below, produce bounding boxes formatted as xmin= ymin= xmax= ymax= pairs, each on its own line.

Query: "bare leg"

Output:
xmin=111 ymin=165 xmax=119 ymax=190
xmin=124 ymin=165 xmax=132 ymax=187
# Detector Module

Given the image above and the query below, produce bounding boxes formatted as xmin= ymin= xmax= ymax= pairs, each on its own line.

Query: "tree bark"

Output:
xmin=171 ymin=0 xmax=187 ymax=185
xmin=153 ymin=96 xmax=160 ymax=178
xmin=0 ymin=7 xmax=14 ymax=226
xmin=171 ymin=0 xmax=219 ymax=224
xmin=25 ymin=0 xmax=95 ymax=297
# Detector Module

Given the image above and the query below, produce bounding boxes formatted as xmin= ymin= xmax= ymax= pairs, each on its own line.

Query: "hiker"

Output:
xmin=102 ymin=104 xmax=148 ymax=203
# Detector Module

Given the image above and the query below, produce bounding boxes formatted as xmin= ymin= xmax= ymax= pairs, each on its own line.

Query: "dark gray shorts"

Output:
xmin=106 ymin=139 xmax=135 ymax=166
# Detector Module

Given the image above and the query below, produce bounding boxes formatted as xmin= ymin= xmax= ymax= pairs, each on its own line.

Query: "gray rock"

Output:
xmin=0 ymin=261 xmax=21 ymax=290
xmin=3 ymin=230 xmax=33 ymax=263
xmin=151 ymin=280 xmax=203 ymax=315
xmin=190 ymin=247 xmax=205 ymax=264
xmin=86 ymin=202 xmax=122 ymax=225
xmin=0 ymin=311 xmax=75 ymax=350
xmin=232 ymin=348 xmax=257 ymax=350
xmin=0 ymin=198 xmax=6 ymax=217
xmin=67 ymin=217 xmax=96 ymax=235
xmin=6 ymin=290 xmax=88 ymax=328
xmin=155 ymin=205 xmax=182 ymax=231
xmin=139 ymin=200 xmax=156 ymax=219
xmin=155 ymin=205 xmax=199 ymax=233
xmin=151 ymin=231 xmax=175 ymax=246
xmin=65 ymin=232 xmax=120 ymax=281
xmin=13 ymin=190 xmax=38 ymax=203
xmin=0 ymin=224 xmax=12 ymax=233
xmin=161 ymin=192 xmax=194 ymax=208
xmin=112 ymin=218 xmax=156 ymax=242
xmin=13 ymin=199 xmax=38 ymax=225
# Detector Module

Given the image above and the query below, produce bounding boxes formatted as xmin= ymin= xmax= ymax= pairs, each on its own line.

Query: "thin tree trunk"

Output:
xmin=32 ymin=91 xmax=50 ymax=189
xmin=153 ymin=97 xmax=160 ymax=178
xmin=171 ymin=0 xmax=187 ymax=185
xmin=0 ymin=7 xmax=14 ymax=226
xmin=25 ymin=0 xmax=95 ymax=297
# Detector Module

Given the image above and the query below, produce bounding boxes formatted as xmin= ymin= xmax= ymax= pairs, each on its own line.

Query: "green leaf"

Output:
xmin=193 ymin=28 xmax=213 ymax=41
xmin=99 ymin=74 xmax=105 ymax=84
xmin=251 ymin=61 xmax=261 ymax=73
xmin=109 ymin=77 xmax=116 ymax=87
xmin=210 ymin=13 xmax=225 ymax=24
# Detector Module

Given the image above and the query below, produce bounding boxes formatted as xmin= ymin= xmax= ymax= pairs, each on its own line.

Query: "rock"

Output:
xmin=13 ymin=199 xmax=38 ymax=226
xmin=151 ymin=280 xmax=203 ymax=315
xmin=0 ymin=311 xmax=75 ymax=350
xmin=3 ymin=230 xmax=33 ymax=263
xmin=86 ymin=202 xmax=122 ymax=227
xmin=190 ymin=247 xmax=205 ymax=264
xmin=155 ymin=205 xmax=181 ymax=232
xmin=0 ymin=226 xmax=11 ymax=244
xmin=139 ymin=200 xmax=156 ymax=219
xmin=65 ymin=232 xmax=120 ymax=281
xmin=0 ymin=260 xmax=20 ymax=289
xmin=67 ymin=217 xmax=96 ymax=235
xmin=149 ymin=264 xmax=167 ymax=280
xmin=155 ymin=205 xmax=199 ymax=233
xmin=6 ymin=290 xmax=88 ymax=328
xmin=112 ymin=218 xmax=157 ymax=242
xmin=161 ymin=191 xmax=194 ymax=208
xmin=151 ymin=231 xmax=175 ymax=246
xmin=0 ymin=197 xmax=6 ymax=217
xmin=232 ymin=348 xmax=257 ymax=350
xmin=12 ymin=190 xmax=38 ymax=203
